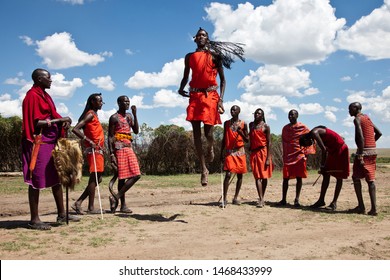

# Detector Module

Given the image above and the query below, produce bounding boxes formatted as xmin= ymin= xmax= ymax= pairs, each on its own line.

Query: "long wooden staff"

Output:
xmin=312 ymin=170 xmax=343 ymax=186
xmin=92 ymin=148 xmax=104 ymax=219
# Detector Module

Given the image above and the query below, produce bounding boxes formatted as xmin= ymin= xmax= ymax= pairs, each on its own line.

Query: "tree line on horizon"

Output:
xmin=0 ymin=115 xmax=323 ymax=175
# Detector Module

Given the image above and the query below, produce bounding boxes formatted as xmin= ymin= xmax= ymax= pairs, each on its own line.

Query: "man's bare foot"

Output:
xmin=201 ymin=170 xmax=209 ymax=186
xmin=71 ymin=201 xmax=84 ymax=215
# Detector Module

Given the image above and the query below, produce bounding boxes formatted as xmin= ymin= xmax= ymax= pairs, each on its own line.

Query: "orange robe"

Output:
xmin=282 ymin=122 xmax=314 ymax=179
xmin=223 ymin=120 xmax=247 ymax=174
xmin=353 ymin=114 xmax=377 ymax=182
xmin=186 ymin=51 xmax=221 ymax=125
xmin=84 ymin=110 xmax=105 ymax=173
xmin=249 ymin=123 xmax=273 ymax=179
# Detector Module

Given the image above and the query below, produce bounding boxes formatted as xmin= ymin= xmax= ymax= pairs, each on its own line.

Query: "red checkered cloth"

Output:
xmin=353 ymin=155 xmax=376 ymax=182
xmin=115 ymin=147 xmax=140 ymax=179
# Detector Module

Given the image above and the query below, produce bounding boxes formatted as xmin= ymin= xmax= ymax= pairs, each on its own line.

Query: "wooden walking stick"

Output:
xmin=312 ymin=170 xmax=343 ymax=186
xmin=92 ymin=148 xmax=104 ymax=219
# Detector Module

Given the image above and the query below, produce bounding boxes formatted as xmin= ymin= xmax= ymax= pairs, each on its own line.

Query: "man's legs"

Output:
xmin=28 ymin=185 xmax=40 ymax=224
xmin=222 ymin=171 xmax=231 ymax=206
xmin=294 ymin=177 xmax=302 ymax=207
xmin=118 ymin=179 xmax=127 ymax=210
xmin=350 ymin=177 xmax=366 ymax=213
xmin=52 ymin=183 xmax=65 ymax=217
xmin=204 ymin=124 xmax=214 ymax=162
xmin=278 ymin=178 xmax=289 ymax=205
xmin=233 ymin=173 xmax=243 ymax=204
xmin=256 ymin=179 xmax=267 ymax=207
xmin=28 ymin=186 xmax=52 ymax=230
xmin=328 ymin=178 xmax=343 ymax=210
xmin=367 ymin=180 xmax=377 ymax=215
xmin=73 ymin=173 xmax=99 ymax=213
xmin=191 ymin=121 xmax=208 ymax=185
xmin=311 ymin=174 xmax=330 ymax=208
xmin=110 ymin=175 xmax=141 ymax=213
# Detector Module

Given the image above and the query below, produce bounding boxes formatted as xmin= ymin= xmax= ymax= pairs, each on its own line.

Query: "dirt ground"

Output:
xmin=0 ymin=166 xmax=389 ymax=260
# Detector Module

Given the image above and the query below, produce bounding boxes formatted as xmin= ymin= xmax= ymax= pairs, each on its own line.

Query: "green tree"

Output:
xmin=0 ymin=115 xmax=23 ymax=171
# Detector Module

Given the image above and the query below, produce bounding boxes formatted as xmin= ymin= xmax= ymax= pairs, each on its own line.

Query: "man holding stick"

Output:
xmin=22 ymin=68 xmax=80 ymax=230
xmin=300 ymin=126 xmax=349 ymax=211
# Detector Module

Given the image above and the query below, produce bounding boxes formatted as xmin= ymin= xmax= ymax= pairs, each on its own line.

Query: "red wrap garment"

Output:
xmin=22 ymin=85 xmax=63 ymax=141
xmin=113 ymin=113 xmax=141 ymax=180
xmin=223 ymin=120 xmax=247 ymax=174
xmin=353 ymin=114 xmax=377 ymax=182
xmin=186 ymin=51 xmax=221 ymax=125
xmin=282 ymin=122 xmax=315 ymax=179
xmin=321 ymin=128 xmax=349 ymax=179
xmin=22 ymin=85 xmax=63 ymax=189
xmin=249 ymin=123 xmax=273 ymax=179
xmin=84 ymin=110 xmax=105 ymax=173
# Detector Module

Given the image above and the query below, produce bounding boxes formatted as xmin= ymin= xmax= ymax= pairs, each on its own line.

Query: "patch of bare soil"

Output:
xmin=1 ymin=168 xmax=389 ymax=260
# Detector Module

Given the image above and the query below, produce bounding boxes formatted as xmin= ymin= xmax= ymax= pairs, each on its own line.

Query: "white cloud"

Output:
xmin=238 ymin=65 xmax=318 ymax=97
xmin=296 ymin=103 xmax=324 ymax=115
xmin=128 ymin=95 xmax=153 ymax=109
xmin=324 ymin=110 xmax=337 ymax=123
xmin=325 ymin=106 xmax=339 ymax=112
xmin=125 ymin=49 xmax=134 ymax=55
xmin=19 ymin=35 xmax=34 ymax=46
xmin=100 ymin=51 xmax=113 ymax=58
xmin=4 ymin=77 xmax=28 ymax=86
xmin=342 ymin=115 xmax=355 ymax=128
xmin=241 ymin=93 xmax=289 ymax=109
xmin=336 ymin=2 xmax=390 ymax=60
xmin=124 ymin=59 xmax=183 ymax=89
xmin=221 ymin=99 xmax=278 ymax=124
xmin=0 ymin=94 xmax=11 ymax=101
xmin=35 ymin=32 xmax=106 ymax=69
xmin=59 ymin=0 xmax=85 ymax=5
xmin=169 ymin=114 xmax=192 ymax=130
xmin=50 ymin=73 xmax=83 ymax=99
xmin=0 ymin=95 xmax=22 ymax=117
xmin=377 ymin=134 xmax=390 ymax=148
xmin=340 ymin=76 xmax=352 ymax=82
xmin=90 ymin=75 xmax=115 ymax=91
xmin=333 ymin=98 xmax=342 ymax=103
xmin=56 ymin=102 xmax=69 ymax=115
xmin=346 ymin=86 xmax=390 ymax=123
xmin=153 ymin=89 xmax=188 ymax=108
xmin=205 ymin=0 xmax=345 ymax=66
xmin=97 ymin=109 xmax=117 ymax=124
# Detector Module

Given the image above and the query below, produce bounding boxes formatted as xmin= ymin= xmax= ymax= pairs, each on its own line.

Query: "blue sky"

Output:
xmin=1 ymin=0 xmax=389 ymax=148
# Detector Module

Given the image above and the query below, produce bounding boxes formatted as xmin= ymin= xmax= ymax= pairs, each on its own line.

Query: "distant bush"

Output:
xmin=0 ymin=115 xmax=22 ymax=172
xmin=0 ymin=117 xmax=323 ymax=174
xmin=377 ymin=157 xmax=390 ymax=164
